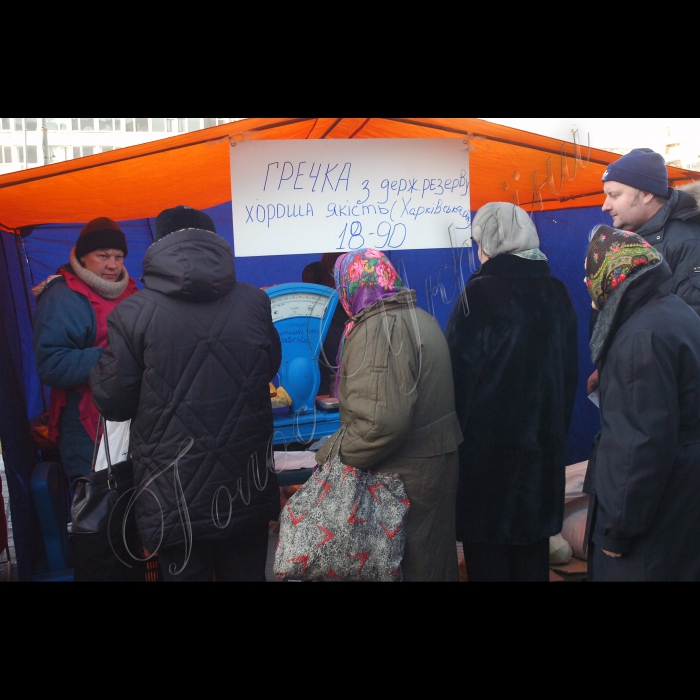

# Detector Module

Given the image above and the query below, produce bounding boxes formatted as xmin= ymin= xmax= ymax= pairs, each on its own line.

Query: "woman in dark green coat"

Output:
xmin=316 ymin=249 xmax=463 ymax=582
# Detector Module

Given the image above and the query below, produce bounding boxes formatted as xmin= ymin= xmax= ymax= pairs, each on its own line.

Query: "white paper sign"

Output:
xmin=230 ymin=139 xmax=471 ymax=257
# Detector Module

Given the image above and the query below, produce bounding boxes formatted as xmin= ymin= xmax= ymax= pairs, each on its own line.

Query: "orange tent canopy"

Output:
xmin=1 ymin=117 xmax=698 ymax=232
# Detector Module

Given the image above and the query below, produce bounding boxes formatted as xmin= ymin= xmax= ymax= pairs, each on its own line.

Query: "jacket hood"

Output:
xmin=640 ymin=187 xmax=700 ymax=236
xmin=142 ymin=228 xmax=236 ymax=302
xmin=353 ymin=289 xmax=417 ymax=323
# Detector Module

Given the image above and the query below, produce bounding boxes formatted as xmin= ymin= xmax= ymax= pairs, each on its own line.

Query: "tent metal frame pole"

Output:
xmin=14 ymin=234 xmax=35 ymax=324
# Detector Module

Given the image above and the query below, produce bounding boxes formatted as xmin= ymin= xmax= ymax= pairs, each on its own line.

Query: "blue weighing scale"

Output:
xmin=266 ymin=282 xmax=342 ymax=445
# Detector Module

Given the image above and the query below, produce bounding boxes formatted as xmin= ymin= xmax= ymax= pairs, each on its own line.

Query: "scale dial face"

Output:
xmin=270 ymin=292 xmax=331 ymax=321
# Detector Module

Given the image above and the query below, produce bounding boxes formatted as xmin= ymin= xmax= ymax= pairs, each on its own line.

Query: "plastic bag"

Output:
xmin=549 ymin=533 xmax=573 ymax=565
xmin=565 ymin=461 xmax=588 ymax=502
xmin=94 ymin=420 xmax=131 ymax=472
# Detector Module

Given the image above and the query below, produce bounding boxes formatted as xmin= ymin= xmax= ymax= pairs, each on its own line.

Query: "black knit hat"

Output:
xmin=154 ymin=205 xmax=216 ymax=241
xmin=602 ymin=148 xmax=670 ymax=199
xmin=75 ymin=217 xmax=128 ymax=259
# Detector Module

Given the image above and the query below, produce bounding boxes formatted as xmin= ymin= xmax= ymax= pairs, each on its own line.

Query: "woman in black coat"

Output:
xmin=445 ymin=202 xmax=578 ymax=582
xmin=584 ymin=225 xmax=700 ymax=581
xmin=90 ymin=207 xmax=282 ymax=582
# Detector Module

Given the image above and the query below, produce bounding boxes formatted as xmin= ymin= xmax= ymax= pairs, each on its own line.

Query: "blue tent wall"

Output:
xmin=3 ymin=201 xmax=604 ymax=578
xmin=0 ymin=230 xmax=40 ymax=581
xmin=531 ymin=207 xmax=603 ymax=463
xmin=19 ymin=200 xmax=603 ymax=460
xmin=388 ymin=209 xmax=602 ymax=465
xmin=2 ymin=231 xmax=43 ymax=420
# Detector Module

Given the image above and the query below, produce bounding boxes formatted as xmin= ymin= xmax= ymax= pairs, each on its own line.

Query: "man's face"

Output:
xmin=80 ymin=248 xmax=125 ymax=282
xmin=601 ymin=181 xmax=650 ymax=232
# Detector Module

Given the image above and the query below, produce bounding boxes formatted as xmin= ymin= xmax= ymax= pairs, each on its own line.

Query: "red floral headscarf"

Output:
xmin=332 ymin=249 xmax=405 ymax=395
xmin=334 ymin=248 xmax=405 ymax=319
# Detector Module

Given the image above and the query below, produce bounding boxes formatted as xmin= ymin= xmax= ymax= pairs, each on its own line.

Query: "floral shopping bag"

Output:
xmin=274 ymin=429 xmax=410 ymax=582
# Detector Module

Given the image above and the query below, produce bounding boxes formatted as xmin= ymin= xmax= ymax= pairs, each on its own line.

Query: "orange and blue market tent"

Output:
xmin=2 ymin=117 xmax=698 ymax=579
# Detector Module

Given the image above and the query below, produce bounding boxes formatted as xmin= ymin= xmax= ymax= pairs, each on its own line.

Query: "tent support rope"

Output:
xmin=348 ymin=119 xmax=371 ymax=139
xmin=383 ymin=118 xmax=624 ymax=167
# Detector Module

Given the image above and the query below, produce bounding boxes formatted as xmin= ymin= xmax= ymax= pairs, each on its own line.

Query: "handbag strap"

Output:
xmin=90 ymin=414 xmax=103 ymax=472
xmin=90 ymin=414 xmax=117 ymax=488
xmin=322 ymin=425 xmax=348 ymax=469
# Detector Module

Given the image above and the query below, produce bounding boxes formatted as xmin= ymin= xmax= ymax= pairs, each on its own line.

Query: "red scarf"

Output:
xmin=48 ymin=269 xmax=138 ymax=443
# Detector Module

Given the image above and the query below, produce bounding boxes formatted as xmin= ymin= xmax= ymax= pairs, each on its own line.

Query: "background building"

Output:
xmin=481 ymin=118 xmax=700 ymax=172
xmin=0 ymin=118 xmax=243 ymax=174
xmin=663 ymin=123 xmax=700 ymax=171
xmin=5 ymin=117 xmax=699 ymax=175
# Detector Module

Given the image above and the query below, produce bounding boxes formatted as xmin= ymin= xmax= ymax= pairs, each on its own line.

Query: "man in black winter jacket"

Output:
xmin=90 ymin=206 xmax=282 ymax=582
xmin=602 ymin=148 xmax=700 ymax=313
xmin=588 ymin=148 xmax=700 ymax=394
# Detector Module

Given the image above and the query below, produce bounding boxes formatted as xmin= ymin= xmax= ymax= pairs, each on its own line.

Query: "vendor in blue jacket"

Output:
xmin=32 ymin=218 xmax=138 ymax=479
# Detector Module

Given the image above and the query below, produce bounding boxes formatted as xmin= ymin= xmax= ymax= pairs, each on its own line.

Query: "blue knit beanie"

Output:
xmin=602 ymin=148 xmax=670 ymax=199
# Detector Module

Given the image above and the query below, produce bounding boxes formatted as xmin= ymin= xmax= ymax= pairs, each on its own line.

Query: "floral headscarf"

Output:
xmin=585 ymin=225 xmax=662 ymax=309
xmin=334 ymin=248 xmax=404 ymax=319
xmin=332 ymin=249 xmax=405 ymax=395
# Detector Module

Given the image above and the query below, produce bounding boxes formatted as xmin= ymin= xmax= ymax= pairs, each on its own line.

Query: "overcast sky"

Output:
xmin=479 ymin=118 xmax=700 ymax=159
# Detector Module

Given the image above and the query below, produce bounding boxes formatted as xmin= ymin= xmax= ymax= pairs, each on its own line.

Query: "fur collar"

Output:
xmin=678 ymin=180 xmax=700 ymax=210
xmin=590 ymin=261 xmax=667 ymax=364
xmin=479 ymin=253 xmax=551 ymax=278
xmin=353 ymin=289 xmax=417 ymax=323
xmin=69 ymin=247 xmax=130 ymax=299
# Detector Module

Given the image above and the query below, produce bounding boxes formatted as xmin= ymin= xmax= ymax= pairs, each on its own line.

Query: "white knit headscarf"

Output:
xmin=471 ymin=202 xmax=547 ymax=261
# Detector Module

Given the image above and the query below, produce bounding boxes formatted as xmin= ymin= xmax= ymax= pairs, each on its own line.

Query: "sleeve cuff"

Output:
xmin=593 ymin=532 xmax=631 ymax=555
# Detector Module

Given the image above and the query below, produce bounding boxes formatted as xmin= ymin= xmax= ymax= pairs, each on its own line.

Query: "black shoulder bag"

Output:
xmin=70 ymin=416 xmax=146 ymax=582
